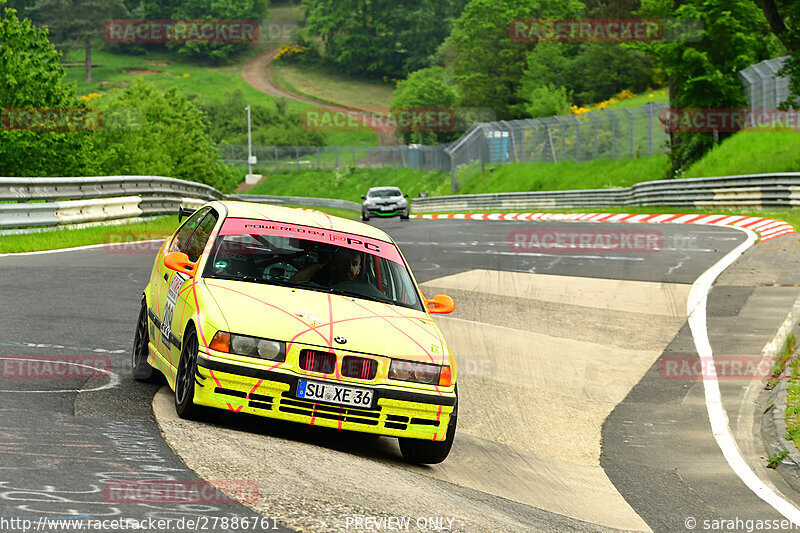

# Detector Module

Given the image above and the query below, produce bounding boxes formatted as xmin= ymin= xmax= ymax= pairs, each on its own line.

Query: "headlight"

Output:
xmin=389 ymin=359 xmax=445 ymax=385
xmin=209 ymin=331 xmax=285 ymax=362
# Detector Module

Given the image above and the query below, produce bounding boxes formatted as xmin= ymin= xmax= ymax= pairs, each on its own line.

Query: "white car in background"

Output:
xmin=361 ymin=187 xmax=410 ymax=221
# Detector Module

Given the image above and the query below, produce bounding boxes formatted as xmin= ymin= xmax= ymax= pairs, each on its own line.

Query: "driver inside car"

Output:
xmin=291 ymin=248 xmax=362 ymax=287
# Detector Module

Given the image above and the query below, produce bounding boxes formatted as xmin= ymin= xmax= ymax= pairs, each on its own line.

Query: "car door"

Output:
xmin=163 ymin=208 xmax=220 ymax=367
xmin=153 ymin=208 xmax=211 ymax=362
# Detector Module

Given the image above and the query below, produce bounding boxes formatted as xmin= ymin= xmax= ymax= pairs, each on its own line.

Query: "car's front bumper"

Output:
xmin=194 ymin=353 xmax=455 ymax=441
xmin=363 ymin=205 xmax=409 ymax=217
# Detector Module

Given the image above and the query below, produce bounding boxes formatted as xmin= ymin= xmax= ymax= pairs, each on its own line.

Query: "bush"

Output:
xmin=0 ymin=5 xmax=94 ymax=176
xmin=91 ymin=78 xmax=237 ymax=191
xmin=200 ymin=90 xmax=325 ymax=147
xmin=391 ymin=67 xmax=457 ymax=144
xmin=524 ymin=84 xmax=571 ymax=118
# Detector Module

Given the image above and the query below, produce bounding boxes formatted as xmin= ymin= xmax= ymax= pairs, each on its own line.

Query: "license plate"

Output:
xmin=381 ymin=206 xmax=394 ymax=211
xmin=297 ymin=380 xmax=374 ymax=408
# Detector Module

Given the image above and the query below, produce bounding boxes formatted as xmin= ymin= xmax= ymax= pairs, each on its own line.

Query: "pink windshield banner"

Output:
xmin=219 ymin=218 xmax=404 ymax=265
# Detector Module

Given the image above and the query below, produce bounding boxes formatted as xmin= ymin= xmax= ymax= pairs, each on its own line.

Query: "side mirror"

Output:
xmin=361 ymin=195 xmax=367 ymax=200
xmin=178 ymin=206 xmax=196 ymax=223
xmin=164 ymin=251 xmax=197 ymax=277
xmin=404 ymin=194 xmax=409 ymax=198
xmin=425 ymin=294 xmax=455 ymax=314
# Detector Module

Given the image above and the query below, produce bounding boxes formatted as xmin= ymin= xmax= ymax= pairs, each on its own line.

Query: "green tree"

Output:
xmin=27 ymin=0 xmax=129 ymax=82
xmin=390 ymin=67 xmax=457 ymax=144
xmin=160 ymin=0 xmax=268 ymax=64
xmin=0 ymin=3 xmax=93 ymax=176
xmin=446 ymin=0 xmax=584 ymax=119
xmin=201 ymin=90 xmax=325 ymax=147
xmin=524 ymin=84 xmax=572 ymax=118
xmin=636 ymin=0 xmax=773 ymax=174
xmin=519 ymin=42 xmax=656 ymax=107
xmin=92 ymin=79 xmax=239 ymax=192
xmin=756 ymin=0 xmax=800 ymax=108
xmin=302 ymin=0 xmax=467 ymax=78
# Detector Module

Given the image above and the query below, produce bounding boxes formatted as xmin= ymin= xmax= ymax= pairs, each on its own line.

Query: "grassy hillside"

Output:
xmin=63 ymin=49 xmax=377 ymax=147
xmin=684 ymin=130 xmax=800 ymax=178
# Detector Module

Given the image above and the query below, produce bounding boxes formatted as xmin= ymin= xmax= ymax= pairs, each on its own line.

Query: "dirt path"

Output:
xmin=240 ymin=48 xmax=400 ymax=147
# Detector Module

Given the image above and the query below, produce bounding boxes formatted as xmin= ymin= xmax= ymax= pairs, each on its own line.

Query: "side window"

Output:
xmin=183 ymin=210 xmax=219 ymax=262
xmin=168 ymin=208 xmax=209 ymax=255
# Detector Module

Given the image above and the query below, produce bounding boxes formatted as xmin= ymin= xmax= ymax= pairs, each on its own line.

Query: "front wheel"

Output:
xmin=174 ymin=326 xmax=203 ymax=419
xmin=400 ymin=212 xmax=410 ymax=220
xmin=398 ymin=392 xmax=457 ymax=464
xmin=362 ymin=211 xmax=370 ymax=221
xmin=131 ymin=299 xmax=154 ymax=381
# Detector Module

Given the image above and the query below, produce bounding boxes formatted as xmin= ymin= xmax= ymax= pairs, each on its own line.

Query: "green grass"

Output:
xmin=272 ymin=62 xmax=395 ymax=110
xmin=684 ymin=130 xmax=800 ymax=178
xmin=65 ymin=49 xmax=291 ymax=109
xmin=63 ymin=49 xmax=376 ymax=147
xmin=247 ymin=166 xmax=451 ymax=201
xmin=454 ymin=156 xmax=670 ymax=194
xmin=785 ymin=349 xmax=800 ymax=449
xmin=0 ymin=216 xmax=179 ymax=254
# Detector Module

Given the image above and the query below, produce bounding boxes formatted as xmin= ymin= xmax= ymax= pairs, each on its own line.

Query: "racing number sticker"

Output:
xmin=161 ymin=272 xmax=189 ymax=345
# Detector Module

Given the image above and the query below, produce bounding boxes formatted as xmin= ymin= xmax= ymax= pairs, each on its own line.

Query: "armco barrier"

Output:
xmin=0 ymin=176 xmax=359 ymax=230
xmin=410 ymin=172 xmax=800 ymax=213
xmin=2 ymin=173 xmax=800 ymax=230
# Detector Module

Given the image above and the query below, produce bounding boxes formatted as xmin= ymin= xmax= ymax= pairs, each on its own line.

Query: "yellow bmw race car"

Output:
xmin=132 ymin=201 xmax=458 ymax=464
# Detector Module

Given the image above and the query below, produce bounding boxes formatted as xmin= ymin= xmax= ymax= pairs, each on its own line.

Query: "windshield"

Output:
xmin=203 ymin=218 xmax=424 ymax=311
xmin=368 ymin=189 xmax=402 ymax=198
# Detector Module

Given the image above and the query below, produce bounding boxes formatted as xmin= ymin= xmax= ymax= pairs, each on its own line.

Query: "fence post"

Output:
xmin=605 ymin=109 xmax=616 ymax=160
xmin=273 ymin=147 xmax=279 ymax=172
xmin=351 ymin=146 xmax=356 ymax=166
xmin=587 ymin=112 xmax=598 ymax=159
xmin=646 ymin=102 xmax=654 ymax=157
xmin=572 ymin=115 xmax=580 ymax=162
xmin=316 ymin=147 xmax=320 ymax=170
xmin=335 ymin=146 xmax=339 ymax=169
xmin=553 ymin=116 xmax=566 ymax=161
xmin=621 ymin=108 xmax=634 ymax=158
xmin=295 ymin=146 xmax=300 ymax=170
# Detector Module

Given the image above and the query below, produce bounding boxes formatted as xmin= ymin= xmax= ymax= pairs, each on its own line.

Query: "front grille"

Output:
xmin=279 ymin=393 xmax=380 ymax=425
xmin=341 ymin=356 xmax=377 ymax=380
xmin=299 ymin=349 xmax=336 ymax=374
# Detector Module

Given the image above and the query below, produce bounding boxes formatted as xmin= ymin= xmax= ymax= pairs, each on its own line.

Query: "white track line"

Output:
xmin=687 ymin=226 xmax=800 ymax=523
xmin=0 ymin=239 xmax=165 ymax=258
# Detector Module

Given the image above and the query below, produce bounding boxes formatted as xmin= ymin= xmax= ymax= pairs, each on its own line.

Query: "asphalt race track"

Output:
xmin=1 ymin=218 xmax=799 ymax=532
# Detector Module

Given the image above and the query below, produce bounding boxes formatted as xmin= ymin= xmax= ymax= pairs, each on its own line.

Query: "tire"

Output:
xmin=400 ymin=212 xmax=410 ymax=220
xmin=131 ymin=299 xmax=154 ymax=381
xmin=174 ymin=326 xmax=203 ymax=419
xmin=398 ymin=389 xmax=457 ymax=464
xmin=362 ymin=211 xmax=370 ymax=221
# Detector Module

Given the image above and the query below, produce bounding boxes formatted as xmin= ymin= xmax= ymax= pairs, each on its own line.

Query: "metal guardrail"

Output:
xmin=410 ymin=173 xmax=800 ymax=213
xmin=3 ymin=173 xmax=799 ymax=230
xmin=0 ymin=176 xmax=358 ymax=229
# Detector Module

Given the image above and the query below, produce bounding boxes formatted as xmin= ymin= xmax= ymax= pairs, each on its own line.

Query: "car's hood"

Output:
xmin=203 ymin=279 xmax=447 ymax=364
